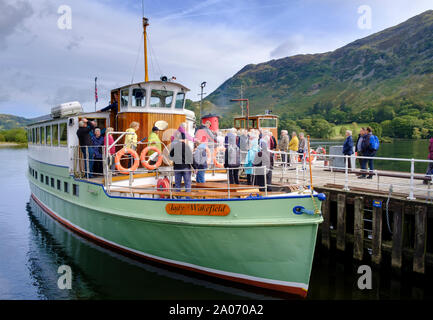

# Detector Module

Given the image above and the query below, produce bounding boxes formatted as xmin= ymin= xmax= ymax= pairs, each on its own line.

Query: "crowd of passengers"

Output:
xmin=76 ymin=118 xmax=310 ymax=191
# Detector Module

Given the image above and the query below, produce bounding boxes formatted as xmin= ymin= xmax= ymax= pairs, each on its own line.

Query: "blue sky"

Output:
xmin=0 ymin=0 xmax=432 ymax=118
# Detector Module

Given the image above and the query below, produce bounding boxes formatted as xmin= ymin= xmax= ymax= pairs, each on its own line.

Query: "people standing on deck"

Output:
xmin=91 ymin=128 xmax=104 ymax=175
xmin=298 ymin=133 xmax=307 ymax=167
xmin=289 ymin=131 xmax=299 ymax=166
xmin=125 ymin=121 xmax=139 ymax=167
xmin=239 ymin=129 xmax=249 ymax=165
xmin=359 ymin=127 xmax=376 ymax=179
xmin=269 ymin=132 xmax=277 ymax=150
xmin=224 ymin=131 xmax=241 ymax=185
xmin=76 ymin=118 xmax=96 ymax=178
xmin=172 ymin=122 xmax=195 ymax=143
xmin=147 ymin=126 xmax=162 ymax=165
xmin=169 ymin=131 xmax=193 ymax=192
xmin=104 ymin=127 xmax=116 ymax=172
xmin=217 ymin=131 xmax=225 ymax=147
xmin=253 ymin=139 xmax=271 ymax=192
xmin=193 ymin=136 xmax=208 ymax=183
xmin=355 ymin=127 xmax=366 ymax=169
xmin=245 ymin=133 xmax=259 ymax=185
xmin=279 ymin=130 xmax=289 ymax=163
xmin=342 ymin=130 xmax=354 ymax=170
xmin=424 ymin=136 xmax=433 ymax=184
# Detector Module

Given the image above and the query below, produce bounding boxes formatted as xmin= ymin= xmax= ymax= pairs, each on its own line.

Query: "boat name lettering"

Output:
xmin=166 ymin=203 xmax=230 ymax=216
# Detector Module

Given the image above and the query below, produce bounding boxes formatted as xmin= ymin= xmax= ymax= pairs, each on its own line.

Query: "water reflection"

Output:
xmin=26 ymin=198 xmax=281 ymax=300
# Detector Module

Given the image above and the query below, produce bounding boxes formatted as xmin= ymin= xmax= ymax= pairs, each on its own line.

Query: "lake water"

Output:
xmin=312 ymin=139 xmax=430 ymax=173
xmin=1 ymin=147 xmax=432 ymax=300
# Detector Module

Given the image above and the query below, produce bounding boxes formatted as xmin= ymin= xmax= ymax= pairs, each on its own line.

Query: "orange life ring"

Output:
xmin=213 ymin=146 xmax=225 ymax=168
xmin=140 ymin=146 xmax=163 ymax=170
xmin=156 ymin=178 xmax=170 ymax=198
xmin=305 ymin=150 xmax=317 ymax=163
xmin=115 ymin=148 xmax=139 ymax=174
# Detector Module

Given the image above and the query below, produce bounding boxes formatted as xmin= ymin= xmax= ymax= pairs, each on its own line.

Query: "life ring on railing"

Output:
xmin=115 ymin=148 xmax=140 ymax=174
xmin=305 ymin=150 xmax=317 ymax=163
xmin=213 ymin=146 xmax=225 ymax=168
xmin=140 ymin=146 xmax=163 ymax=170
xmin=156 ymin=178 xmax=170 ymax=198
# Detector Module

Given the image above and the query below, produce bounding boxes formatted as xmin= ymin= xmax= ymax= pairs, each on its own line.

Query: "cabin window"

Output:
xmin=59 ymin=123 xmax=67 ymax=146
xmin=234 ymin=119 xmax=240 ymax=128
xmin=175 ymin=93 xmax=185 ymax=109
xmin=41 ymin=127 xmax=45 ymax=145
xmin=32 ymin=128 xmax=35 ymax=143
xmin=57 ymin=179 xmax=61 ymax=191
xmin=46 ymin=125 xmax=51 ymax=146
xmin=132 ymin=88 xmax=146 ymax=107
xmin=40 ymin=174 xmax=43 ymax=183
xmin=240 ymin=119 xmax=245 ymax=128
xmin=121 ymin=89 xmax=129 ymax=107
xmin=35 ymin=171 xmax=38 ymax=180
xmin=150 ymin=90 xmax=173 ymax=108
xmin=249 ymin=119 xmax=257 ymax=128
xmin=259 ymin=118 xmax=277 ymax=128
xmin=64 ymin=182 xmax=69 ymax=193
xmin=52 ymin=124 xmax=59 ymax=146
xmin=51 ymin=177 xmax=55 ymax=188
xmin=73 ymin=184 xmax=79 ymax=197
xmin=45 ymin=176 xmax=49 ymax=185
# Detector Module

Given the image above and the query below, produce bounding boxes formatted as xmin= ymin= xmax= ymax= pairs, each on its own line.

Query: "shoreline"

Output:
xmin=0 ymin=142 xmax=27 ymax=147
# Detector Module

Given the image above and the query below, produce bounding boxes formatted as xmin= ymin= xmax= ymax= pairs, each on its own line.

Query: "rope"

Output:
xmin=386 ymin=184 xmax=393 ymax=234
xmin=307 ymin=135 xmax=320 ymax=214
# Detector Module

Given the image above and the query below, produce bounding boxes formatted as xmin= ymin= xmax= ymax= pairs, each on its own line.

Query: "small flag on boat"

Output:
xmin=94 ymin=77 xmax=98 ymax=103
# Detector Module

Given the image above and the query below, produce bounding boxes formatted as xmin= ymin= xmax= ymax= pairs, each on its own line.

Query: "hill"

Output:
xmin=0 ymin=114 xmax=32 ymax=130
xmin=206 ymin=10 xmax=433 ymax=121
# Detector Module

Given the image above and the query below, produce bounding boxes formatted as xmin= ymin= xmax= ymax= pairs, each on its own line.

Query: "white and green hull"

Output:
xmin=28 ymin=157 xmax=323 ymax=297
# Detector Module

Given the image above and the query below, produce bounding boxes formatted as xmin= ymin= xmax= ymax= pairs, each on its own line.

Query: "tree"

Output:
xmin=368 ymin=122 xmax=382 ymax=138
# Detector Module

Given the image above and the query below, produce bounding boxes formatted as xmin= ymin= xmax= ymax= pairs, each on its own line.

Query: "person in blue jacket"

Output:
xmin=342 ymin=130 xmax=354 ymax=170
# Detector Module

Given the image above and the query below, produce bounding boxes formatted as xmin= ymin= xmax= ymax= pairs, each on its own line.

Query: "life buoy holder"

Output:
xmin=115 ymin=148 xmax=140 ymax=174
xmin=140 ymin=146 xmax=163 ymax=170
xmin=213 ymin=146 xmax=225 ymax=168
xmin=305 ymin=150 xmax=317 ymax=163
xmin=156 ymin=177 xmax=170 ymax=198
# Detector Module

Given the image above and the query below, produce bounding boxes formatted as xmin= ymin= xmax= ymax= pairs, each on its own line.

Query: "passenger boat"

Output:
xmin=25 ymin=15 xmax=324 ymax=298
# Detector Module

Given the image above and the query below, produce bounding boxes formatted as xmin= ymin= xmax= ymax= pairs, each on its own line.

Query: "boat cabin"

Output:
xmin=234 ymin=114 xmax=279 ymax=140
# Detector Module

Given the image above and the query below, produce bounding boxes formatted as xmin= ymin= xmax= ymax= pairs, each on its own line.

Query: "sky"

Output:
xmin=0 ymin=0 xmax=432 ymax=118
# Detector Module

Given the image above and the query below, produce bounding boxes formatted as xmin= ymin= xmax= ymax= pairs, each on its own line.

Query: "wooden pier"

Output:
xmin=273 ymin=161 xmax=433 ymax=274
xmin=315 ymin=186 xmax=432 ymax=274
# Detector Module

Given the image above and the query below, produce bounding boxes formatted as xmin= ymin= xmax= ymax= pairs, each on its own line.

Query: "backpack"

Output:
xmin=369 ymin=135 xmax=379 ymax=151
xmin=227 ymin=144 xmax=240 ymax=167
xmin=193 ymin=147 xmax=207 ymax=167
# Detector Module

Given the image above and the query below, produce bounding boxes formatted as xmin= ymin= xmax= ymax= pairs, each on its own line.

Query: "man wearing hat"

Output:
xmin=148 ymin=125 xmax=162 ymax=165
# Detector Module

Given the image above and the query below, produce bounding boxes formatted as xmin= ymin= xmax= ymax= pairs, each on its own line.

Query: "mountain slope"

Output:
xmin=207 ymin=10 xmax=433 ymax=117
xmin=0 ymin=114 xmax=32 ymax=130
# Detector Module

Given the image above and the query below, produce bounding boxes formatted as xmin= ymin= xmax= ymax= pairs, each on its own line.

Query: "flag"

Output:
xmin=95 ymin=77 xmax=98 ymax=103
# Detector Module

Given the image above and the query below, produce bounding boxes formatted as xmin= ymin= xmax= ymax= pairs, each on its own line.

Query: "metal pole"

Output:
xmin=227 ymin=168 xmax=231 ymax=199
xmin=343 ymin=154 xmax=350 ymax=191
xmin=408 ymin=158 xmax=416 ymax=200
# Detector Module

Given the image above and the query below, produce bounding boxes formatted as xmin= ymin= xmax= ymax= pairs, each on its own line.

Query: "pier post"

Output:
xmin=353 ymin=197 xmax=364 ymax=261
xmin=321 ymin=192 xmax=331 ymax=249
xmin=372 ymin=205 xmax=383 ymax=265
xmin=413 ymin=205 xmax=427 ymax=274
xmin=336 ymin=193 xmax=347 ymax=251
xmin=391 ymin=204 xmax=404 ymax=270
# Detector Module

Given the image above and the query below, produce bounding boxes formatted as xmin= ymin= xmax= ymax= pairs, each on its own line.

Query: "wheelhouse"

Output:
xmin=234 ymin=114 xmax=279 ymax=140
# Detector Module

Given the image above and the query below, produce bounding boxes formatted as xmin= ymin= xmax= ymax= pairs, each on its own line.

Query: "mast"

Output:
xmin=143 ymin=17 xmax=149 ymax=82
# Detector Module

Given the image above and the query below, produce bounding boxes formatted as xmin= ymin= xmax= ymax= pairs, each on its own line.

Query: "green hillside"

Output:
xmin=0 ymin=114 xmax=32 ymax=130
xmin=206 ymin=10 xmax=433 ymax=125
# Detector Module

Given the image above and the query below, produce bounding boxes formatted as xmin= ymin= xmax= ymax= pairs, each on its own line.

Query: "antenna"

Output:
xmin=142 ymin=1 xmax=149 ymax=82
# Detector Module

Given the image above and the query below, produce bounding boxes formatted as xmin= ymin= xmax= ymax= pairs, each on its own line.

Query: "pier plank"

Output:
xmin=336 ymin=194 xmax=347 ymax=251
xmin=372 ymin=205 xmax=383 ymax=265
xmin=413 ymin=205 xmax=427 ymax=274
xmin=321 ymin=192 xmax=331 ymax=249
xmin=391 ymin=204 xmax=404 ymax=269
xmin=353 ymin=197 xmax=364 ymax=261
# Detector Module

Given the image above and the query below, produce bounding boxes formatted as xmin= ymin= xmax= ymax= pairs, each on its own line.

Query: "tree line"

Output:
xmin=0 ymin=128 xmax=28 ymax=144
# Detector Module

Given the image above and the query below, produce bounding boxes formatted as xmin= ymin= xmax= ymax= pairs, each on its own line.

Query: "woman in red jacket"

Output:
xmin=424 ymin=137 xmax=433 ymax=184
